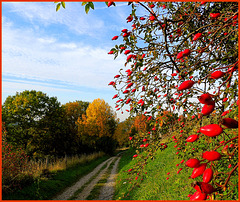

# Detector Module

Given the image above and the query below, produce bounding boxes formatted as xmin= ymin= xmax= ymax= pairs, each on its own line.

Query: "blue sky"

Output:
xmin=2 ymin=2 xmax=141 ymax=121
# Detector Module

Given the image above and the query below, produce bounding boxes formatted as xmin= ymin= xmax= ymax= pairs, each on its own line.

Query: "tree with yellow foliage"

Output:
xmin=77 ymin=98 xmax=118 ymax=154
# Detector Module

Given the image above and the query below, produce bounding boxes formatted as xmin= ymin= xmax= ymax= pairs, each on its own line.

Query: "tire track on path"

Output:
xmin=74 ymin=157 xmax=116 ymax=200
xmin=53 ymin=157 xmax=113 ymax=200
xmin=97 ymin=156 xmax=121 ymax=200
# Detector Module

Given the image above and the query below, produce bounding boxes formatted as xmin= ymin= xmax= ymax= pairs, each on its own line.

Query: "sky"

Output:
xmin=2 ymin=2 xmax=142 ymax=122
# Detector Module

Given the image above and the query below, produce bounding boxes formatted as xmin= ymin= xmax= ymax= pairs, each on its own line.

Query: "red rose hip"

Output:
xmin=211 ymin=70 xmax=225 ymax=79
xmin=210 ymin=13 xmax=220 ymax=18
xmin=178 ymin=80 xmax=195 ymax=91
xmin=186 ymin=134 xmax=199 ymax=142
xmin=200 ymin=124 xmax=223 ymax=137
xmin=221 ymin=118 xmax=238 ymax=128
xmin=186 ymin=158 xmax=200 ymax=168
xmin=198 ymin=93 xmax=214 ymax=105
xmin=201 ymin=103 xmax=215 ymax=115
xmin=191 ymin=163 xmax=207 ymax=178
xmin=190 ymin=191 xmax=207 ymax=200
xmin=203 ymin=168 xmax=213 ymax=183
xmin=202 ymin=151 xmax=221 ymax=161
xmin=193 ymin=33 xmax=202 ymax=41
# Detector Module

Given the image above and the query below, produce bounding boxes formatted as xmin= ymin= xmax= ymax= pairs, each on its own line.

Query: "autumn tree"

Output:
xmin=113 ymin=117 xmax=134 ymax=147
xmin=77 ymin=98 xmax=118 ymax=154
xmin=63 ymin=101 xmax=89 ymax=135
xmin=62 ymin=101 xmax=91 ymax=154
xmin=132 ymin=114 xmax=148 ymax=133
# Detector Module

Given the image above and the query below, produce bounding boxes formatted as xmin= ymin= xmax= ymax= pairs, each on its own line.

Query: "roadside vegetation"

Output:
xmin=114 ymin=142 xmax=192 ymax=200
xmin=2 ymin=92 xmax=121 ymax=198
xmin=114 ymin=107 xmax=238 ymax=200
xmin=3 ymin=153 xmax=108 ymax=200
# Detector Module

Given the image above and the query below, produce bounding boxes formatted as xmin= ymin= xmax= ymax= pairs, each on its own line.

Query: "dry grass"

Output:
xmin=26 ymin=152 xmax=105 ymax=178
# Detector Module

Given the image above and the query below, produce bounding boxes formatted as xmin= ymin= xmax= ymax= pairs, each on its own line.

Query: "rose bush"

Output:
xmin=106 ymin=2 xmax=238 ymax=200
xmin=57 ymin=1 xmax=238 ymax=200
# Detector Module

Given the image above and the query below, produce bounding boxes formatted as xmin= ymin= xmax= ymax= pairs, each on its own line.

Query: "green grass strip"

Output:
xmin=68 ymin=161 xmax=109 ymax=200
xmin=3 ymin=155 xmax=109 ymax=200
xmin=86 ymin=157 xmax=118 ymax=200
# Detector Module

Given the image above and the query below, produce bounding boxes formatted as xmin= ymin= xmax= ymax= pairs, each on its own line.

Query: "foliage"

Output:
xmin=113 ymin=117 xmax=133 ymax=147
xmin=105 ymin=1 xmax=238 ymax=200
xmin=62 ymin=101 xmax=90 ymax=154
xmin=77 ymin=98 xmax=118 ymax=154
xmin=2 ymin=124 xmax=34 ymax=193
xmin=131 ymin=114 xmax=148 ymax=133
xmin=63 ymin=101 xmax=89 ymax=135
xmin=2 ymin=90 xmax=68 ymax=158
xmin=3 ymin=154 xmax=109 ymax=200
xmin=55 ymin=1 xmax=65 ymax=12
xmin=114 ymin=142 xmax=193 ymax=200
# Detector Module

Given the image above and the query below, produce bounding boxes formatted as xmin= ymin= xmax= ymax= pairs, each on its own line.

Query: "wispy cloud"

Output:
xmin=3 ymin=2 xmax=108 ymax=38
xmin=2 ymin=11 xmax=126 ymax=88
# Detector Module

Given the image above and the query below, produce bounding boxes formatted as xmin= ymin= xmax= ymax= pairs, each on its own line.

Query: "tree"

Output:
xmin=62 ymin=101 xmax=91 ymax=154
xmin=77 ymin=98 xmax=118 ymax=154
xmin=63 ymin=101 xmax=89 ymax=135
xmin=132 ymin=114 xmax=148 ymax=134
xmin=2 ymin=90 xmax=68 ymax=158
xmin=113 ymin=117 xmax=134 ymax=147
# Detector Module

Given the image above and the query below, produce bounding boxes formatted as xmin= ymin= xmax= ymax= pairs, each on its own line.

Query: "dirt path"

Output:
xmin=53 ymin=155 xmax=121 ymax=200
xmin=98 ymin=157 xmax=120 ymax=200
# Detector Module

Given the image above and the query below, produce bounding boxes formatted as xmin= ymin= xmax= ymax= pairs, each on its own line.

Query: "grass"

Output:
xmin=3 ymin=154 xmax=109 ymax=200
xmin=114 ymin=142 xmax=194 ymax=200
xmin=29 ymin=152 xmax=105 ymax=178
xmin=2 ymin=151 xmax=105 ymax=195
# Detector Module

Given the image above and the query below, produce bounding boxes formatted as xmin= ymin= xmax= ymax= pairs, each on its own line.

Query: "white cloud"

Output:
xmin=38 ymin=37 xmax=56 ymax=44
xmin=58 ymin=43 xmax=77 ymax=49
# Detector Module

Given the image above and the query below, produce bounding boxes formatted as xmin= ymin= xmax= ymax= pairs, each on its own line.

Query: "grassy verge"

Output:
xmin=114 ymin=142 xmax=193 ymax=200
xmin=3 ymin=155 xmax=109 ymax=200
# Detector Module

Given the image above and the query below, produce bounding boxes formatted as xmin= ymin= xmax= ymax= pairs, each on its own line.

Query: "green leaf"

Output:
xmin=81 ymin=2 xmax=87 ymax=6
xmin=56 ymin=3 xmax=61 ymax=12
xmin=85 ymin=4 xmax=90 ymax=14
xmin=89 ymin=2 xmax=94 ymax=10
xmin=61 ymin=2 xmax=65 ymax=9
